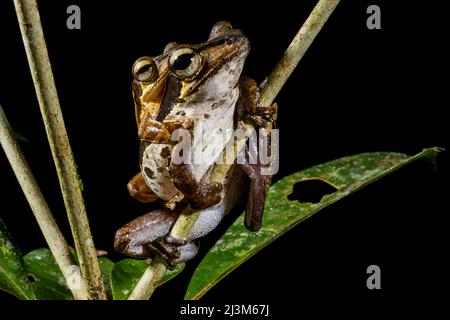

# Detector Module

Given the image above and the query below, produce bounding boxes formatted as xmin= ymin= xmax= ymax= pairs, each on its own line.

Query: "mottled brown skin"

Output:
xmin=127 ymin=172 xmax=159 ymax=203
xmin=115 ymin=22 xmax=277 ymax=267
xmin=132 ymin=22 xmax=252 ymax=210
xmin=114 ymin=207 xmax=183 ymax=264
xmin=237 ymin=77 xmax=277 ymax=231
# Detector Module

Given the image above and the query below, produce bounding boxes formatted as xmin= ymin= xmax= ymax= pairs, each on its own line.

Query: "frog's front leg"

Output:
xmin=170 ymin=163 xmax=223 ymax=210
xmin=237 ymin=77 xmax=277 ymax=231
xmin=238 ymin=76 xmax=277 ymax=130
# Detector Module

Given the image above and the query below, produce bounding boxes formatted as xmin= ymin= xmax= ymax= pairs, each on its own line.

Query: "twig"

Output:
xmin=127 ymin=261 xmax=167 ymax=300
xmin=0 ymin=104 xmax=89 ymax=300
xmin=128 ymin=0 xmax=341 ymax=300
xmin=13 ymin=0 xmax=106 ymax=299
xmin=259 ymin=0 xmax=341 ymax=107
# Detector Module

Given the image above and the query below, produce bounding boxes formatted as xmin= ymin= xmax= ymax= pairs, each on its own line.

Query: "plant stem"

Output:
xmin=259 ymin=0 xmax=341 ymax=107
xmin=13 ymin=0 xmax=106 ymax=299
xmin=0 ymin=104 xmax=89 ymax=300
xmin=128 ymin=0 xmax=341 ymax=300
xmin=127 ymin=261 xmax=167 ymax=300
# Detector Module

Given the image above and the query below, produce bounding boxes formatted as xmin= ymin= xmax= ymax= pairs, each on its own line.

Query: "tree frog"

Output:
xmin=114 ymin=22 xmax=277 ymax=267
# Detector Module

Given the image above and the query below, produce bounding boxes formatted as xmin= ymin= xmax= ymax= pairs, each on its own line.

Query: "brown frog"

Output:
xmin=114 ymin=22 xmax=277 ymax=268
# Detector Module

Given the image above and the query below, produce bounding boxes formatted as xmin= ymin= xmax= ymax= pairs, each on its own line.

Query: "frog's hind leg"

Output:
xmin=113 ymin=206 xmax=199 ymax=268
xmin=237 ymin=76 xmax=277 ymax=231
xmin=114 ymin=207 xmax=182 ymax=257
xmin=241 ymin=163 xmax=272 ymax=231
xmin=127 ymin=172 xmax=160 ymax=203
xmin=172 ymin=241 xmax=199 ymax=265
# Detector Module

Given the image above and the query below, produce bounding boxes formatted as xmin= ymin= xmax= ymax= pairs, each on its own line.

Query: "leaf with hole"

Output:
xmin=111 ymin=259 xmax=185 ymax=300
xmin=185 ymin=148 xmax=442 ymax=299
xmin=0 ymin=217 xmax=36 ymax=300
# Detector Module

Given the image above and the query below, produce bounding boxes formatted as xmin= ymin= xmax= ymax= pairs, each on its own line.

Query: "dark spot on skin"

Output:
xmin=204 ymin=113 xmax=210 ymax=119
xmin=157 ymin=167 xmax=165 ymax=173
xmin=156 ymin=75 xmax=182 ymax=122
xmin=160 ymin=146 xmax=171 ymax=158
xmin=176 ymin=110 xmax=186 ymax=116
xmin=27 ymin=274 xmax=37 ymax=283
xmin=144 ymin=167 xmax=155 ymax=179
xmin=211 ymin=99 xmax=225 ymax=110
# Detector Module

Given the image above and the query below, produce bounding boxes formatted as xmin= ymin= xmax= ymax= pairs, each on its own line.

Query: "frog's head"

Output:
xmin=132 ymin=21 xmax=250 ymax=142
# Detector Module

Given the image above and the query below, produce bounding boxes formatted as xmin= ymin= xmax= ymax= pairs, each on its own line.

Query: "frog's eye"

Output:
xmin=169 ymin=48 xmax=203 ymax=81
xmin=132 ymin=56 xmax=158 ymax=83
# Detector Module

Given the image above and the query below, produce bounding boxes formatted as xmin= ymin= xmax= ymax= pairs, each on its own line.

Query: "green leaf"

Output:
xmin=24 ymin=248 xmax=115 ymax=300
xmin=185 ymin=148 xmax=443 ymax=299
xmin=23 ymin=248 xmax=72 ymax=300
xmin=98 ymin=256 xmax=114 ymax=298
xmin=0 ymin=218 xmax=36 ymax=300
xmin=111 ymin=259 xmax=185 ymax=300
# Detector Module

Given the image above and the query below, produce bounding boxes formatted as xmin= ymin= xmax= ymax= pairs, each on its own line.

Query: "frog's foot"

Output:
xmin=189 ymin=182 xmax=223 ymax=210
xmin=165 ymin=235 xmax=188 ymax=245
xmin=149 ymin=239 xmax=199 ymax=269
xmin=243 ymin=103 xmax=277 ymax=130
xmin=150 ymin=237 xmax=181 ymax=269
xmin=174 ymin=241 xmax=199 ymax=264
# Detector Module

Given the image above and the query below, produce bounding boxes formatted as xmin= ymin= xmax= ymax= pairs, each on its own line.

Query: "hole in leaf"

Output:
xmin=27 ymin=274 xmax=37 ymax=283
xmin=287 ymin=179 xmax=338 ymax=203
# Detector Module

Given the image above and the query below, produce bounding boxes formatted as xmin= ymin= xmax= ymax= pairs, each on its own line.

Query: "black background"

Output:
xmin=0 ymin=0 xmax=448 ymax=313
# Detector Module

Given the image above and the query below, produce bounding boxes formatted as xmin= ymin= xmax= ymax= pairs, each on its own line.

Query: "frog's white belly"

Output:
xmin=180 ymin=87 xmax=239 ymax=182
xmin=140 ymin=144 xmax=181 ymax=201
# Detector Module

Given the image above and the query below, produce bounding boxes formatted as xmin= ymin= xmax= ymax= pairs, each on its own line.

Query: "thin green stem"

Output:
xmin=259 ymin=0 xmax=341 ymax=107
xmin=13 ymin=0 xmax=106 ymax=299
xmin=0 ymin=104 xmax=89 ymax=300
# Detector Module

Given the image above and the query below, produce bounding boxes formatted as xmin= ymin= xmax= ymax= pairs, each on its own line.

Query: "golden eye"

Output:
xmin=169 ymin=48 xmax=203 ymax=81
xmin=132 ymin=56 xmax=158 ymax=83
